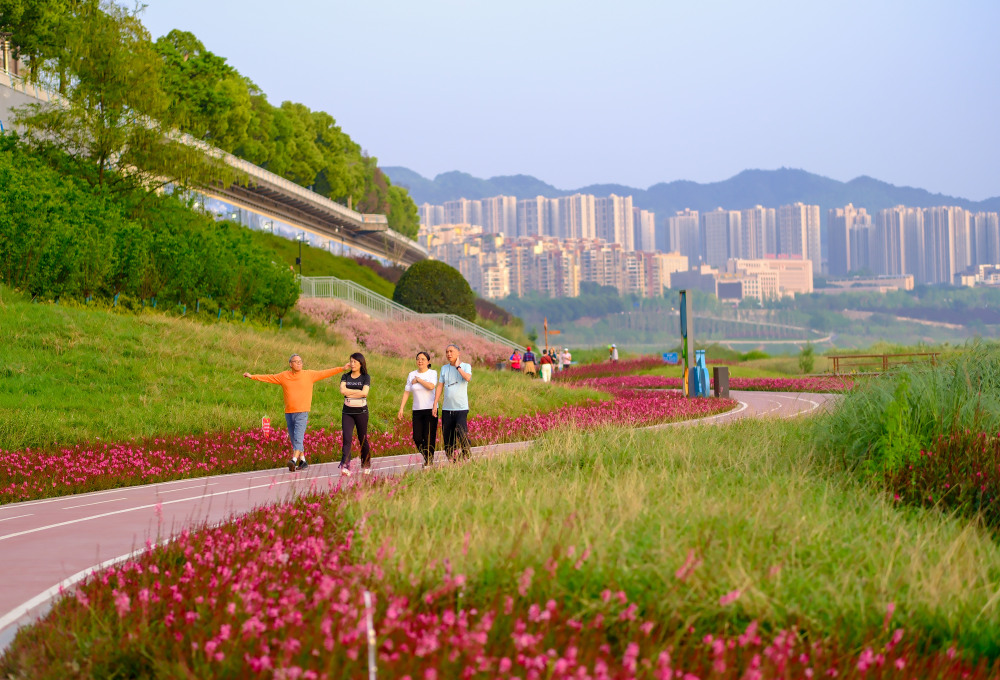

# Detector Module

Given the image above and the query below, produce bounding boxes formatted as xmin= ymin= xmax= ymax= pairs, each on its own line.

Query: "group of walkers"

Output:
xmin=508 ymin=346 xmax=571 ymax=382
xmin=244 ymin=344 xmax=474 ymax=476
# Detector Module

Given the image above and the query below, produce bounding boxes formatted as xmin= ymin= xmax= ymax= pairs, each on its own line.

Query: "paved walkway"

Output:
xmin=0 ymin=390 xmax=836 ymax=650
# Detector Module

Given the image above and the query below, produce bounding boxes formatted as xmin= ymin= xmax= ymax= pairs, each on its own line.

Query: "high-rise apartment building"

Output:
xmin=777 ymin=203 xmax=820 ymax=272
xmin=444 ymin=198 xmax=481 ymax=226
xmin=558 ymin=193 xmax=597 ymax=240
xmin=973 ymin=212 xmax=1000 ymax=266
xmin=517 ymin=196 xmax=550 ymax=237
xmin=632 ymin=207 xmax=656 ymax=252
xmin=667 ymin=209 xmax=700 ymax=264
xmin=740 ymin=205 xmax=772 ymax=260
xmin=828 ymin=204 xmax=871 ymax=277
xmin=480 ymin=195 xmax=517 ymax=236
xmin=701 ymin=208 xmax=741 ymax=269
xmin=595 ymin=194 xmax=635 ymax=250
xmin=419 ymin=203 xmax=445 ymax=228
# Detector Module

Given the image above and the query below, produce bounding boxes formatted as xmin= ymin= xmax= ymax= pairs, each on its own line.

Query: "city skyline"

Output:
xmin=140 ymin=1 xmax=1000 ymax=202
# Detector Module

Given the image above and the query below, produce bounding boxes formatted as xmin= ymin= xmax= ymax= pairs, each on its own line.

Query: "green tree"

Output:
xmin=153 ymin=30 xmax=253 ymax=152
xmin=393 ymin=260 xmax=476 ymax=321
xmin=12 ymin=1 xmax=233 ymax=196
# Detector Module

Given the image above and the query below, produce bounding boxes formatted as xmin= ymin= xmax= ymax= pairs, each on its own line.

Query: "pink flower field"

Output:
xmin=3 ymin=488 xmax=994 ymax=679
xmin=296 ymin=298 xmax=510 ymax=366
xmin=0 ymin=390 xmax=734 ymax=504
xmin=579 ymin=375 xmax=854 ymax=393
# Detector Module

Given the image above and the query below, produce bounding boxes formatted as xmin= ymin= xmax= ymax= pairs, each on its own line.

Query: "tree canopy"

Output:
xmin=0 ymin=3 xmax=419 ymax=237
xmin=393 ymin=260 xmax=477 ymax=321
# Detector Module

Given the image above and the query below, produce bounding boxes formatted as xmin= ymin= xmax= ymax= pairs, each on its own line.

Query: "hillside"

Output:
xmin=0 ymin=284 xmax=588 ymax=451
xmin=247 ymin=231 xmax=397 ymax=298
xmin=384 ymin=166 xmax=1000 ymax=245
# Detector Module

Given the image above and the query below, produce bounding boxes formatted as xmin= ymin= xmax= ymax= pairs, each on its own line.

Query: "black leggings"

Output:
xmin=341 ymin=410 xmax=371 ymax=469
xmin=411 ymin=409 xmax=438 ymax=465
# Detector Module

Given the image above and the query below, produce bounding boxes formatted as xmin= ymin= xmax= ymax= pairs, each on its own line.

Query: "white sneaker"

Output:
xmin=362 ymin=468 xmax=372 ymax=476
xmin=340 ymin=467 xmax=352 ymax=477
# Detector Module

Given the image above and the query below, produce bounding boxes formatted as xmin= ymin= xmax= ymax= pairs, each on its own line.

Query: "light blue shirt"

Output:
xmin=439 ymin=362 xmax=472 ymax=411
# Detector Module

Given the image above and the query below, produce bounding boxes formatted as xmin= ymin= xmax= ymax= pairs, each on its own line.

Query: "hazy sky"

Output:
xmin=141 ymin=0 xmax=1000 ymax=200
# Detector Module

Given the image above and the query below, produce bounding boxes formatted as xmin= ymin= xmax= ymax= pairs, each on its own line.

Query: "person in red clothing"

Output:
xmin=243 ymin=354 xmax=349 ymax=471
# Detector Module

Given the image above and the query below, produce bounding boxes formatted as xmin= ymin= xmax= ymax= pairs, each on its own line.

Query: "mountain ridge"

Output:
xmin=384 ymin=166 xmax=1000 ymax=219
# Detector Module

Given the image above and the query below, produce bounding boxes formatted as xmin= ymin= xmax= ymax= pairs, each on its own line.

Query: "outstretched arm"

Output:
xmin=244 ymin=373 xmax=282 ymax=384
xmin=315 ymin=363 xmax=351 ymax=381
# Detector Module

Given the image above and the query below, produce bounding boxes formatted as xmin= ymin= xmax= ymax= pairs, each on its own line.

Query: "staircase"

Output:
xmin=299 ymin=276 xmax=524 ymax=352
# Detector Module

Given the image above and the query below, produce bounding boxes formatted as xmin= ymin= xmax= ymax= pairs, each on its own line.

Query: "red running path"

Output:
xmin=0 ymin=390 xmax=836 ymax=649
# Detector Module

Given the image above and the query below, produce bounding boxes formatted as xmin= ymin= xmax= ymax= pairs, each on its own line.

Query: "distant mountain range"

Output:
xmin=384 ymin=166 xmax=1000 ymax=224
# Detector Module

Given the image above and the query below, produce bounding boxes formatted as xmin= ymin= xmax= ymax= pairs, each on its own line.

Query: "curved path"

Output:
xmin=0 ymin=390 xmax=836 ymax=650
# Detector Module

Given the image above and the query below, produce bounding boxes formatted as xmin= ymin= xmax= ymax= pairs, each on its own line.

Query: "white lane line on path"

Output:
xmin=0 ymin=549 xmax=142 ymax=635
xmin=156 ymin=483 xmax=219 ymax=495
xmin=62 ymin=498 xmax=128 ymax=510
xmin=0 ymin=466 xmax=291 ymax=512
xmin=0 ymin=477 xmax=303 ymax=543
xmin=0 ymin=514 xmax=32 ymax=523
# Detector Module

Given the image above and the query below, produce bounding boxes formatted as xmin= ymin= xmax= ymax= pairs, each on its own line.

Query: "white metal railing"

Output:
xmin=300 ymin=276 xmax=524 ymax=352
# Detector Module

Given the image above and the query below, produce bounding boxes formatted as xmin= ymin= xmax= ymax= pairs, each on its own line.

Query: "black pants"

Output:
xmin=412 ymin=409 xmax=438 ymax=465
xmin=341 ymin=409 xmax=371 ymax=469
xmin=441 ymin=410 xmax=470 ymax=462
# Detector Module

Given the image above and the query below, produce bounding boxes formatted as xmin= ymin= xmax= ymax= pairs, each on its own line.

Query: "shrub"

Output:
xmin=393 ymin=259 xmax=476 ymax=321
xmin=0 ymin=137 xmax=298 ymax=318
xmin=798 ymin=343 xmax=815 ymax=374
xmin=816 ymin=342 xmax=1000 ymax=474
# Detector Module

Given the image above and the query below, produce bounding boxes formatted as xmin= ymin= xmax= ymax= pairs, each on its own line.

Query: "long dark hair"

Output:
xmin=416 ymin=351 xmax=432 ymax=368
xmin=350 ymin=352 xmax=368 ymax=376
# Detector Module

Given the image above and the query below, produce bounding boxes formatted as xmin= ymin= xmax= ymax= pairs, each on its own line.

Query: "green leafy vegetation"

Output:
xmin=0 ymin=137 xmax=298 ymax=316
xmin=815 ymin=342 xmax=1000 ymax=474
xmin=246 ymin=231 xmax=396 ymax=298
xmin=393 ymin=259 xmax=477 ymax=321
xmin=1 ymin=1 xmax=419 ymax=236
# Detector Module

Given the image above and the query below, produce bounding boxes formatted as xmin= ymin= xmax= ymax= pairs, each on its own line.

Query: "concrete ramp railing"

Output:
xmin=300 ymin=276 xmax=524 ymax=352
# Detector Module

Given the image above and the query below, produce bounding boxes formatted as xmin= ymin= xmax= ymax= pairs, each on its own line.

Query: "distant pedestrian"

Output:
xmin=611 ymin=344 xmax=619 ymax=362
xmin=434 ymin=344 xmax=472 ymax=462
xmin=561 ymin=347 xmax=572 ymax=371
xmin=539 ymin=351 xmax=553 ymax=382
xmin=523 ymin=346 xmax=537 ymax=376
xmin=398 ymin=351 xmax=438 ymax=467
xmin=339 ymin=352 xmax=372 ymax=476
xmin=244 ymin=355 xmax=348 ymax=472
xmin=509 ymin=349 xmax=522 ymax=372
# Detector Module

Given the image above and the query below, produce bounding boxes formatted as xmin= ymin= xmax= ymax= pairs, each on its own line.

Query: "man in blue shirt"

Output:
xmin=433 ymin=343 xmax=473 ymax=462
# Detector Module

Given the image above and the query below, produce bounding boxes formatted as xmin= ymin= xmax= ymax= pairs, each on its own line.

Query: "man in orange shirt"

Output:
xmin=244 ymin=354 xmax=349 ymax=471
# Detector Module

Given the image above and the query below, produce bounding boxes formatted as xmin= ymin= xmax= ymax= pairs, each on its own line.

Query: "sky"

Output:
xmin=140 ymin=0 xmax=1000 ymax=201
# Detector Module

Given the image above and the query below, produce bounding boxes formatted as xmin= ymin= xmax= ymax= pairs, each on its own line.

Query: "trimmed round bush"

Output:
xmin=393 ymin=260 xmax=476 ymax=321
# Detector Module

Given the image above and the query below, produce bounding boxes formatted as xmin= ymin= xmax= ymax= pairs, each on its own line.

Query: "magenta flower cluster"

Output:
xmin=296 ymin=298 xmax=510 ymax=365
xmin=8 ymin=489 xmax=993 ymax=679
xmin=577 ymin=375 xmax=854 ymax=393
xmin=886 ymin=428 xmax=1000 ymax=531
xmin=1 ymin=387 xmax=734 ymax=503
xmin=553 ymin=357 xmax=668 ymax=382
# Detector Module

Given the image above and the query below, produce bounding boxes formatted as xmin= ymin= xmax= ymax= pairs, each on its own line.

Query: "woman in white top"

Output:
xmin=397 ymin=351 xmax=439 ymax=467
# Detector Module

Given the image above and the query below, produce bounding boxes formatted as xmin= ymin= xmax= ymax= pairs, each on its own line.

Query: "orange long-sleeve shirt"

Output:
xmin=249 ymin=367 xmax=345 ymax=413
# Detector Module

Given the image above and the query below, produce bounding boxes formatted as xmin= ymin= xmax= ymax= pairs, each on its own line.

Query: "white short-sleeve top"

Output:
xmin=405 ymin=369 xmax=438 ymax=411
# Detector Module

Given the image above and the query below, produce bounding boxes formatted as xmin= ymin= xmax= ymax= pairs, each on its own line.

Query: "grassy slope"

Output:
xmin=345 ymin=420 xmax=1000 ymax=656
xmin=247 ymin=230 xmax=396 ymax=298
xmin=0 ymin=285 xmax=601 ymax=451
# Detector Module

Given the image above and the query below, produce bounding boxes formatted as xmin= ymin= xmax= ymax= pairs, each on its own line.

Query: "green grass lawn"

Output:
xmin=344 ymin=419 xmax=1000 ymax=657
xmin=248 ymin=230 xmax=397 ymax=298
xmin=0 ymin=285 xmax=602 ymax=451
